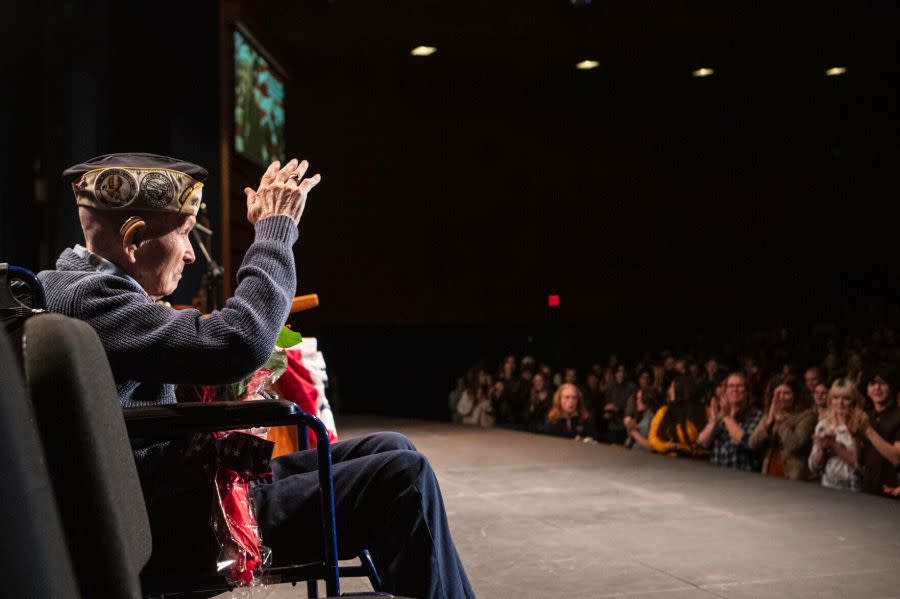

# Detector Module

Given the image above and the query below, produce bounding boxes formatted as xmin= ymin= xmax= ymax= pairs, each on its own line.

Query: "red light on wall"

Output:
xmin=548 ymin=294 xmax=560 ymax=307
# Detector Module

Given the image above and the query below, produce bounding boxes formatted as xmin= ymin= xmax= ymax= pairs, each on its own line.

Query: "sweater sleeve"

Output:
xmin=69 ymin=216 xmax=298 ymax=385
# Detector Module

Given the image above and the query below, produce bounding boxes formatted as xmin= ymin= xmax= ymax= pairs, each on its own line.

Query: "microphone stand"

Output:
xmin=191 ymin=227 xmax=224 ymax=312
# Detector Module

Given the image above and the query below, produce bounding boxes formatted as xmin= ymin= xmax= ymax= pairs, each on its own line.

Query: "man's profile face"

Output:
xmin=133 ymin=214 xmax=196 ymax=298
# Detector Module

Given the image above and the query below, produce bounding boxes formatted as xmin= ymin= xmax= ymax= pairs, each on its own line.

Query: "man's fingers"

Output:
xmin=244 ymin=187 xmax=256 ymax=204
xmin=275 ymin=158 xmax=299 ymax=183
xmin=256 ymin=161 xmax=281 ymax=194
xmin=285 ymin=161 xmax=312 ymax=189
xmin=262 ymin=161 xmax=280 ymax=182
xmin=291 ymin=160 xmax=310 ymax=182
xmin=298 ymin=173 xmax=321 ymax=193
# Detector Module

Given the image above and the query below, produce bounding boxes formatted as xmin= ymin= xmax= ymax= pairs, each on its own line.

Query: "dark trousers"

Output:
xmin=251 ymin=432 xmax=475 ymax=599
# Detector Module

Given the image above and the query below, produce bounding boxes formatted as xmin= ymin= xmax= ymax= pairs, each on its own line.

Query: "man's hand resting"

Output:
xmin=245 ymin=158 xmax=322 ymax=225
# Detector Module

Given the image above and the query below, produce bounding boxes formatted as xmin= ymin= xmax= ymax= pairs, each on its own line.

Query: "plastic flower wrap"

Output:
xmin=205 ymin=325 xmax=302 ymax=586
xmin=230 ymin=326 xmax=301 ymax=400
xmin=209 ymin=432 xmax=274 ymax=586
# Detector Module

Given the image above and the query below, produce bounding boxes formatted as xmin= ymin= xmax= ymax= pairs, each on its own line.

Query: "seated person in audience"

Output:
xmin=494 ymin=355 xmax=528 ymax=428
xmin=637 ymin=367 xmax=653 ymax=392
xmin=705 ymin=372 xmax=728 ymax=409
xmin=822 ymin=351 xmax=840 ymax=384
xmin=696 ymin=358 xmax=720 ymax=407
xmin=648 ymin=375 xmax=707 ymax=455
xmin=457 ymin=369 xmax=495 ymax=427
xmin=526 ymin=371 xmax=553 ymax=432
xmin=625 ymin=368 xmax=654 ymax=419
xmin=625 ymin=387 xmax=662 ymax=451
xmin=583 ymin=371 xmax=605 ymax=417
xmin=607 ymin=364 xmax=637 ymax=414
xmin=859 ymin=365 xmax=900 ymax=497
xmin=596 ymin=401 xmax=628 ymax=445
xmin=652 ymin=365 xmax=666 ymax=391
xmin=543 ymin=383 xmax=595 ymax=441
xmin=748 ymin=374 xmax=817 ymax=480
xmin=809 ymin=378 xmax=869 ymax=492
xmin=449 ymin=375 xmax=466 ymax=423
xmin=37 ymin=154 xmax=473 ymax=599
xmin=698 ymin=372 xmax=763 ymax=471
xmin=804 ymin=366 xmax=821 ymax=399
xmin=813 ymin=382 xmax=830 ymax=419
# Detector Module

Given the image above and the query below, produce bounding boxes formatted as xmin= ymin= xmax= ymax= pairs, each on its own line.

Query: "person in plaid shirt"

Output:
xmin=698 ymin=372 xmax=763 ymax=471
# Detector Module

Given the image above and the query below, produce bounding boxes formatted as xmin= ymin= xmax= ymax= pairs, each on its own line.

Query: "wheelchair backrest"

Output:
xmin=24 ymin=313 xmax=151 ymax=599
xmin=0 ymin=330 xmax=79 ymax=598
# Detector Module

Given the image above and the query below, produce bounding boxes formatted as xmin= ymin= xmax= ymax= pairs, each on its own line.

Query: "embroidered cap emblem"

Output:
xmin=140 ymin=172 xmax=175 ymax=208
xmin=95 ymin=168 xmax=138 ymax=207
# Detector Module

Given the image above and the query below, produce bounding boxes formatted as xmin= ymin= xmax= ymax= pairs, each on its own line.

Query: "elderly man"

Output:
xmin=38 ymin=153 xmax=473 ymax=599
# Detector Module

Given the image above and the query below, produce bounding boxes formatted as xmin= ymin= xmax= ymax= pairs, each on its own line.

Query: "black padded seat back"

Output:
xmin=24 ymin=314 xmax=151 ymax=599
xmin=0 ymin=330 xmax=80 ymax=598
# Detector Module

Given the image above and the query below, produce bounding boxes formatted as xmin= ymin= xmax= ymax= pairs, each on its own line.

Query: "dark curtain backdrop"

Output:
xmin=3 ymin=1 xmax=898 ymax=419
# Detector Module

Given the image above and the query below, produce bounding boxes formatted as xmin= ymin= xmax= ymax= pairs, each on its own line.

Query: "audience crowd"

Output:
xmin=449 ymin=320 xmax=900 ymax=499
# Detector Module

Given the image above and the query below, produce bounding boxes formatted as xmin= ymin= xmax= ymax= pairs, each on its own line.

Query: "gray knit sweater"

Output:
xmin=37 ymin=215 xmax=299 ymax=407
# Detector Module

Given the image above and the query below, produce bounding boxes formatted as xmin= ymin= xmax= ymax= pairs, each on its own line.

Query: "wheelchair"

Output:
xmin=1 ymin=265 xmax=391 ymax=598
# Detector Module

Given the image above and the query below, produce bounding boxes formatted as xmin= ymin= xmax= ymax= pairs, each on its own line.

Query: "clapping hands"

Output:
xmin=813 ymin=432 xmax=836 ymax=453
xmin=882 ymin=485 xmax=900 ymax=497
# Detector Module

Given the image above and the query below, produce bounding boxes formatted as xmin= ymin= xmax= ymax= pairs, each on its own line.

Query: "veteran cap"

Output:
xmin=63 ymin=152 xmax=208 ymax=216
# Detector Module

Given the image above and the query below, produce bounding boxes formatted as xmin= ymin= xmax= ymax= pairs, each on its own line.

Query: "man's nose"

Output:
xmin=184 ymin=246 xmax=196 ymax=264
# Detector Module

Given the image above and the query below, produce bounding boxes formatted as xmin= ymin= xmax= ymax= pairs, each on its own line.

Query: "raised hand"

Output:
xmin=710 ymin=397 xmax=721 ymax=422
xmin=245 ymin=158 xmax=322 ymax=225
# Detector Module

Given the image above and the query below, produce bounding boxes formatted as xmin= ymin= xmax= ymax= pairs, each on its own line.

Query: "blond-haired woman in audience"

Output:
xmin=544 ymin=383 xmax=595 ymax=441
xmin=808 ymin=378 xmax=869 ymax=491
xmin=748 ymin=374 xmax=817 ymax=480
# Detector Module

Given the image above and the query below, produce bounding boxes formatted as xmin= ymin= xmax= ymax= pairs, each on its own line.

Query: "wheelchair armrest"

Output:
xmin=125 ymin=400 xmax=342 ymax=594
xmin=123 ymin=399 xmax=300 ymax=438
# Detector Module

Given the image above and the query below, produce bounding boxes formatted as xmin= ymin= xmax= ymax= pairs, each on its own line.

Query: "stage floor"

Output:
xmin=224 ymin=416 xmax=900 ymax=598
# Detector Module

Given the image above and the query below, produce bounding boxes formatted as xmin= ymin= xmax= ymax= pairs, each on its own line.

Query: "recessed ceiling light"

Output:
xmin=576 ymin=60 xmax=599 ymax=70
xmin=692 ymin=67 xmax=715 ymax=78
xmin=825 ymin=66 xmax=847 ymax=77
xmin=410 ymin=46 xmax=437 ymax=57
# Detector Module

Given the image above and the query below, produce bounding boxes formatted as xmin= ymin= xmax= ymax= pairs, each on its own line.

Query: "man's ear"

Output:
xmin=120 ymin=216 xmax=147 ymax=264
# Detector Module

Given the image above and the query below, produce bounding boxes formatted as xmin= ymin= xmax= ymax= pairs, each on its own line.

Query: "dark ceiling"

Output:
xmin=235 ymin=2 xmax=899 ymax=326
